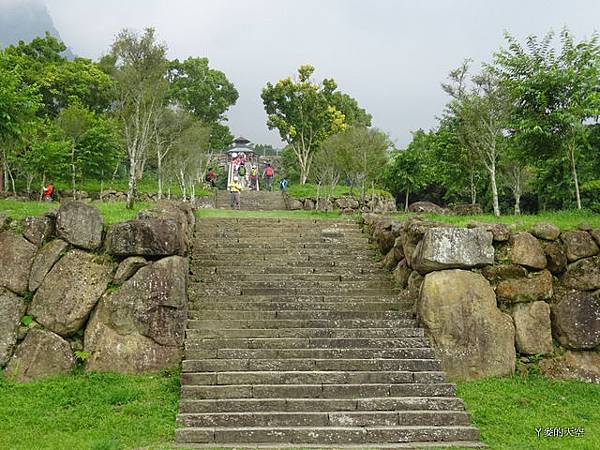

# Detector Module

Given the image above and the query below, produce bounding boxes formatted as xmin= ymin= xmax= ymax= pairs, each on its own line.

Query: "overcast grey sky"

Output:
xmin=42 ymin=0 xmax=600 ymax=148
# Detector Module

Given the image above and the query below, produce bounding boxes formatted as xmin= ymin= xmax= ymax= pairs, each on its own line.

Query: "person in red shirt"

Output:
xmin=205 ymin=168 xmax=217 ymax=187
xmin=42 ymin=183 xmax=54 ymax=201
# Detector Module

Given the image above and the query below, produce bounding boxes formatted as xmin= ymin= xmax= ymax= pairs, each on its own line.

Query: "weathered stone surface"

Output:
xmin=531 ymin=222 xmax=561 ymax=241
xmin=4 ymin=329 xmax=74 ymax=382
xmin=0 ymin=289 xmax=26 ymax=367
xmin=373 ymin=227 xmax=395 ymax=255
xmin=408 ymin=201 xmax=445 ymax=213
xmin=85 ymin=256 xmax=187 ymax=372
xmin=392 ymin=259 xmax=411 ymax=289
xmin=113 ymin=256 xmax=147 ymax=284
xmin=467 ymin=221 xmax=510 ymax=242
xmin=590 ymin=228 xmax=600 ymax=246
xmin=56 ymin=201 xmax=103 ymax=250
xmin=561 ymin=230 xmax=599 ymax=262
xmin=317 ymin=199 xmax=333 ymax=212
xmin=28 ymin=239 xmax=69 ymax=292
xmin=511 ymin=301 xmax=553 ymax=355
xmin=392 ymin=236 xmax=405 ymax=260
xmin=496 ymin=269 xmax=553 ymax=303
xmin=509 ymin=232 xmax=547 ymax=270
xmin=540 ymin=351 xmax=600 ymax=384
xmin=561 ymin=256 xmax=600 ymax=291
xmin=418 ymin=270 xmax=515 ymax=381
xmin=30 ymin=250 xmax=113 ymax=336
xmin=303 ymin=199 xmax=315 ymax=210
xmin=105 ymin=219 xmax=185 ymax=257
xmin=407 ymin=270 xmax=424 ymax=294
xmin=21 ymin=215 xmax=55 ymax=246
xmin=578 ymin=222 xmax=592 ymax=231
xmin=138 ymin=201 xmax=195 ymax=245
xmin=413 ymin=227 xmax=494 ymax=274
xmin=287 ymin=198 xmax=303 ymax=210
xmin=481 ymin=264 xmax=527 ymax=284
xmin=543 ymin=241 xmax=568 ymax=274
xmin=0 ymin=213 xmax=9 ymax=230
xmin=551 ymin=290 xmax=600 ymax=350
xmin=0 ymin=231 xmax=37 ymax=295
xmin=380 ymin=249 xmax=399 ymax=272
xmin=452 ymin=203 xmax=483 ymax=216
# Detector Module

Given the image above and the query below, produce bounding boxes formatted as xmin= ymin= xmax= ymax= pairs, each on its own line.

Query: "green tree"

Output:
xmin=110 ymin=27 xmax=168 ymax=208
xmin=319 ymin=126 xmax=389 ymax=200
xmin=493 ymin=29 xmax=600 ymax=209
xmin=168 ymin=57 xmax=238 ymax=150
xmin=261 ymin=64 xmax=370 ymax=184
xmin=0 ymin=50 xmax=41 ymax=192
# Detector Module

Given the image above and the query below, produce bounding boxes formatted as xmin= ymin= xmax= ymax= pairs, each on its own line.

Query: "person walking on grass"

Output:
xmin=263 ymin=163 xmax=274 ymax=191
xmin=228 ymin=176 xmax=242 ymax=210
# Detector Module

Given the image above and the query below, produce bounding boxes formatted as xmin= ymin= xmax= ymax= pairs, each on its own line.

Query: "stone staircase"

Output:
xmin=215 ymin=189 xmax=286 ymax=210
xmin=176 ymin=218 xmax=483 ymax=448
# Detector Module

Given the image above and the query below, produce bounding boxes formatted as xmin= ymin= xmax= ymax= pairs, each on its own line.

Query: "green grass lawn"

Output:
xmin=0 ymin=370 xmax=180 ymax=450
xmin=0 ymin=199 xmax=153 ymax=225
xmin=392 ymin=209 xmax=600 ymax=231
xmin=458 ymin=375 xmax=600 ymax=450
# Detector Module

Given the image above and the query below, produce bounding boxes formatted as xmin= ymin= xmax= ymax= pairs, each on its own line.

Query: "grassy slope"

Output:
xmin=392 ymin=209 xmax=600 ymax=231
xmin=0 ymin=371 xmax=180 ymax=450
xmin=286 ymin=183 xmax=392 ymax=200
xmin=459 ymin=375 xmax=600 ymax=450
xmin=0 ymin=199 xmax=153 ymax=225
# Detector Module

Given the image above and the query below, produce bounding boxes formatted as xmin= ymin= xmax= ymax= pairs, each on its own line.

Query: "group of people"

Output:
xmin=228 ymin=165 xmax=288 ymax=210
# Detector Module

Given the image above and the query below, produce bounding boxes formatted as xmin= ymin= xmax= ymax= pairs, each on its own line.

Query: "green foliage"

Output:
xmin=20 ymin=315 xmax=33 ymax=326
xmin=0 ymin=371 xmax=180 ymax=450
xmin=458 ymin=375 xmax=600 ymax=449
xmin=262 ymin=64 xmax=370 ymax=183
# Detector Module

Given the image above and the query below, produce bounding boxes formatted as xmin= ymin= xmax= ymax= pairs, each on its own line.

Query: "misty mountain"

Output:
xmin=0 ymin=0 xmax=75 ymax=58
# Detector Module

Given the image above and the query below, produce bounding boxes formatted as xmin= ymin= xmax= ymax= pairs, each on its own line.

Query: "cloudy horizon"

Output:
xmin=14 ymin=0 xmax=600 ymax=148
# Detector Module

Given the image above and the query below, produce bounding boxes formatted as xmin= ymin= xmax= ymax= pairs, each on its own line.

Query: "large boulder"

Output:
xmin=21 ymin=215 xmax=55 ymax=247
xmin=561 ymin=231 xmax=599 ymax=262
xmin=0 ymin=289 xmax=26 ymax=367
xmin=29 ymin=250 xmax=113 ymax=337
xmin=561 ymin=256 xmax=600 ymax=291
xmin=85 ymin=256 xmax=188 ymax=372
xmin=466 ymin=222 xmax=510 ymax=242
xmin=418 ymin=270 xmax=515 ymax=380
xmin=287 ymin=198 xmax=304 ymax=210
xmin=543 ymin=241 xmax=568 ymax=274
xmin=372 ymin=220 xmax=395 ymax=255
xmin=4 ymin=329 xmax=75 ymax=382
xmin=531 ymin=222 xmax=561 ymax=241
xmin=590 ymin=228 xmax=600 ymax=246
xmin=481 ymin=264 xmax=527 ymax=284
xmin=511 ymin=301 xmax=553 ymax=355
xmin=540 ymin=351 xmax=600 ymax=384
xmin=0 ymin=231 xmax=37 ymax=295
xmin=551 ymin=290 xmax=600 ymax=350
xmin=28 ymin=239 xmax=69 ymax=292
xmin=105 ymin=219 xmax=185 ymax=257
xmin=495 ymin=269 xmax=553 ymax=303
xmin=413 ymin=227 xmax=494 ymax=274
xmin=392 ymin=259 xmax=411 ymax=289
xmin=56 ymin=201 xmax=103 ymax=250
xmin=509 ymin=232 xmax=547 ymax=270
xmin=113 ymin=256 xmax=147 ymax=284
xmin=452 ymin=203 xmax=483 ymax=216
xmin=408 ymin=201 xmax=445 ymax=213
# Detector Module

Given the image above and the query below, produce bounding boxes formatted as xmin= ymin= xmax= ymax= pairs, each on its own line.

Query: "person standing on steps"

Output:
xmin=205 ymin=167 xmax=217 ymax=187
xmin=249 ymin=165 xmax=258 ymax=190
xmin=228 ymin=176 xmax=242 ymax=210
xmin=263 ymin=163 xmax=274 ymax=191
xmin=279 ymin=177 xmax=289 ymax=191
xmin=237 ymin=163 xmax=247 ymax=189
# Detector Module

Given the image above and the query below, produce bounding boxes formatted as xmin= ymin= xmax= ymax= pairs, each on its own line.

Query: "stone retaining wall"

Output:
xmin=0 ymin=201 xmax=194 ymax=382
xmin=284 ymin=193 xmax=396 ymax=214
xmin=362 ymin=213 xmax=600 ymax=383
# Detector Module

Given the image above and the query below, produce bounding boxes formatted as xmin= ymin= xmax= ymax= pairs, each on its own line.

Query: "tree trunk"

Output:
xmin=157 ymin=154 xmax=163 ymax=200
xmin=71 ymin=141 xmax=77 ymax=199
xmin=0 ymin=154 xmax=3 ymax=193
xmin=568 ymin=142 xmax=582 ymax=210
xmin=404 ymin=190 xmax=410 ymax=212
xmin=470 ymin=171 xmax=476 ymax=205
xmin=514 ymin=192 xmax=521 ymax=215
xmin=126 ymin=163 xmax=137 ymax=209
xmin=489 ymin=163 xmax=500 ymax=217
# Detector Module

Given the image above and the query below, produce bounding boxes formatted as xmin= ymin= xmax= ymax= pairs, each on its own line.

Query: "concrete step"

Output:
xmin=177 ymin=410 xmax=471 ymax=428
xmin=188 ymin=301 xmax=410 ymax=312
xmin=186 ymin=319 xmax=417 ymax=330
xmin=192 ymin=238 xmax=369 ymax=248
xmin=191 ymin=273 xmax=385 ymax=282
xmin=185 ymin=327 xmax=425 ymax=339
xmin=184 ymin=348 xmax=436 ymax=361
xmin=182 ymin=359 xmax=443 ymax=373
xmin=181 ymin=371 xmax=446 ymax=386
xmin=192 ymin=280 xmax=388 ymax=290
xmin=181 ymin=383 xmax=453 ymax=400
xmin=191 ymin=266 xmax=382 ymax=275
xmin=192 ymin=288 xmax=400 ymax=297
xmin=179 ymin=397 xmax=466 ymax=414
xmin=188 ymin=294 xmax=404 ymax=303
xmin=175 ymin=425 xmax=480 ymax=445
xmin=184 ymin=337 xmax=429 ymax=350
xmin=186 ymin=310 xmax=413 ymax=321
